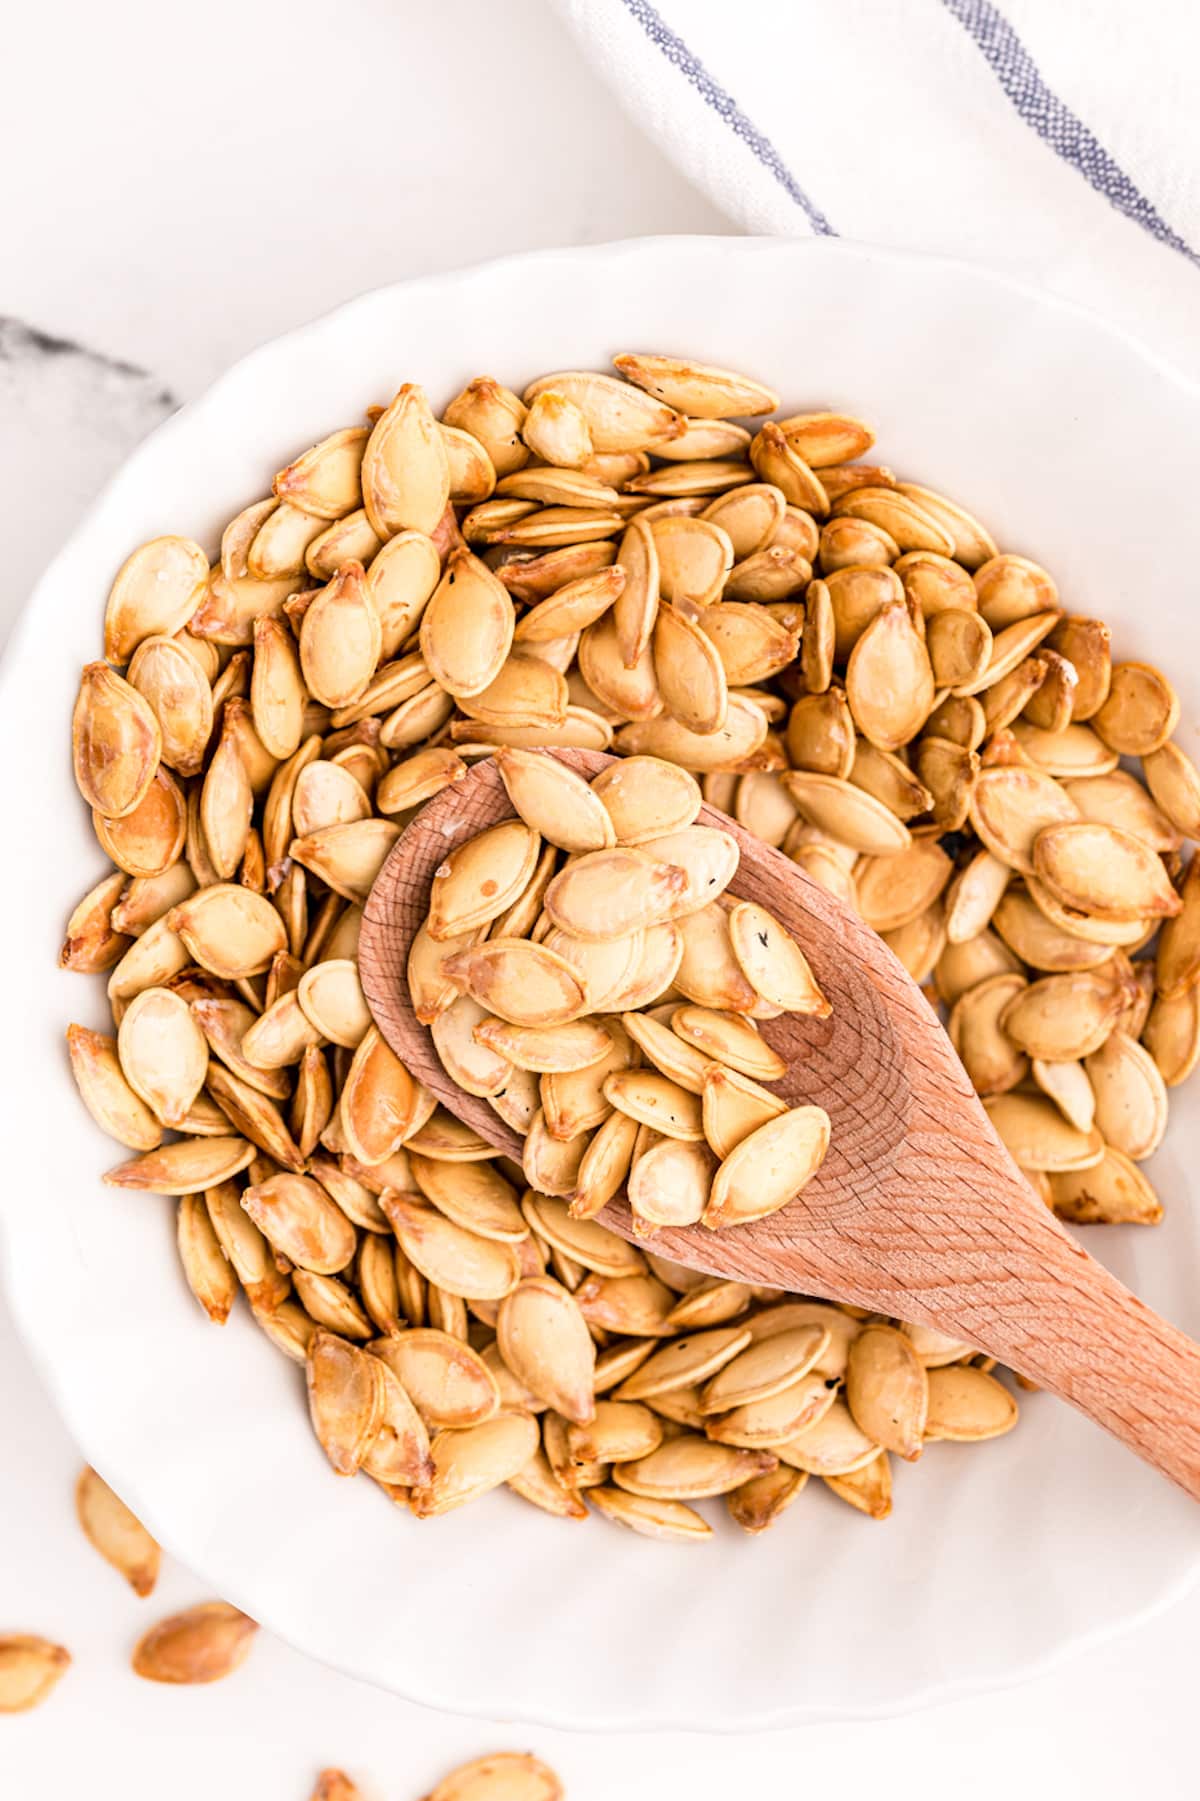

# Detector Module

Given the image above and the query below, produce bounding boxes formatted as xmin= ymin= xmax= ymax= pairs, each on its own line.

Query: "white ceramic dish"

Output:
xmin=4 ymin=237 xmax=1200 ymax=1732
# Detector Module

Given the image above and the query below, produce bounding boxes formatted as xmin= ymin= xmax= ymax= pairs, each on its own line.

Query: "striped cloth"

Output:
xmin=554 ymin=0 xmax=1200 ymax=382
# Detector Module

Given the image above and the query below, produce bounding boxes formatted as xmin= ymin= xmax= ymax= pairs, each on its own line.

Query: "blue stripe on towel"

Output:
xmin=618 ymin=0 xmax=836 ymax=236
xmin=942 ymin=0 xmax=1200 ymax=266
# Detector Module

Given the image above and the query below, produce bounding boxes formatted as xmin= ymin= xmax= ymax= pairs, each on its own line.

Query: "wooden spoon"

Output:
xmin=360 ymin=747 xmax=1200 ymax=1499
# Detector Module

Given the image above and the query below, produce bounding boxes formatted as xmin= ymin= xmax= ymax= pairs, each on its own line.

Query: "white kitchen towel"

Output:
xmin=553 ymin=0 xmax=1200 ymax=381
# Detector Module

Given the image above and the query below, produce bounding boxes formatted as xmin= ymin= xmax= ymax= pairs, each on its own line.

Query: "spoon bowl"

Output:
xmin=361 ymin=747 xmax=1200 ymax=1500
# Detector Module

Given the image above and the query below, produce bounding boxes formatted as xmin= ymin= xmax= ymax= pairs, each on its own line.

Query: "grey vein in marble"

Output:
xmin=0 ymin=317 xmax=180 ymax=651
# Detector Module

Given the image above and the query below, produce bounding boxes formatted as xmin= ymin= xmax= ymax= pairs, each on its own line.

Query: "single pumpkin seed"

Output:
xmin=704 ymin=1104 xmax=831 ymax=1228
xmin=126 ymin=634 xmax=214 ymax=778
xmin=575 ymin=1271 xmax=676 ymax=1337
xmin=674 ymin=904 xmax=763 ymax=1014
xmin=370 ymin=1329 xmax=498 ymax=1428
xmin=1084 ymin=1031 xmax=1168 ymax=1160
xmin=304 ymin=507 xmax=383 ymax=581
xmin=947 ymin=971 xmax=1029 ymax=1096
xmin=131 ymin=1602 xmax=257 ymax=1686
xmin=972 ymin=553 xmax=1058 ymax=629
xmin=612 ymin=352 xmax=777 ymax=418
xmin=199 ymin=711 xmax=253 ymax=880
xmin=1032 ymin=821 xmax=1180 ymax=922
xmin=1049 ymin=1146 xmax=1163 ymax=1225
xmin=1155 ymin=856 xmax=1200 ymax=997
xmin=360 ymin=383 xmax=449 ymax=538
xmin=967 ymin=764 xmax=1079 ymax=874
xmin=105 ymin=1133 xmax=254 ymax=1194
xmin=381 ymin=1193 xmax=520 ymax=1300
xmin=785 ymin=690 xmax=856 ymax=779
xmin=855 ymin=841 xmax=954 ymax=935
xmin=613 ymin=1435 xmax=775 ymax=1499
xmin=514 ymin=565 xmax=624 ymax=644
xmin=438 ymin=938 xmax=586 ymax=1029
xmin=297 ymin=562 xmax=381 ymax=710
xmin=430 ymin=1001 xmax=508 ymax=1095
xmin=984 ymin=1092 xmax=1103 ymax=1170
xmin=775 ymin=1399 xmax=879 ymax=1476
xmin=494 ymin=747 xmax=615 ymax=852
xmin=1001 ymin=963 xmax=1135 ymax=1060
xmin=727 ymin=900 xmax=830 ymax=1014
xmin=0 ymin=1635 xmax=70 ymax=1712
xmin=699 ymin=1065 xmax=787 ymax=1160
xmin=296 ymin=958 xmax=370 ymax=1046
xmin=104 ymin=535 xmax=209 ymax=664
xmin=1030 ymin=1057 xmax=1096 ymax=1133
xmin=75 ymin=1466 xmax=161 ymax=1596
xmin=73 ymin=662 xmax=162 ymax=818
xmin=206 ymin=1063 xmax=305 ymax=1171
xmin=783 ymin=771 xmax=911 ymax=855
xmin=727 ymin=1466 xmax=809 ymax=1533
xmin=190 ymin=569 xmax=298 ymax=646
xmin=845 ymin=1324 xmax=928 ymax=1460
xmin=1143 ymin=985 xmax=1200 ymax=1086
xmin=748 ymin=421 xmax=829 ymax=515
xmin=419 ymin=548 xmax=515 ymax=699
xmin=621 ymin=1010 xmax=711 ymax=1093
xmin=495 ymin=1275 xmax=596 ymax=1423
xmin=569 ymin=1109 xmax=641 ymax=1220
xmin=707 ymin=1370 xmax=838 ymax=1449
xmin=410 ymin=1409 xmax=540 ymax=1517
xmin=117 ymin=985 xmax=209 ymax=1126
xmin=699 ymin=1325 xmax=830 ymax=1413
xmin=924 ymin=1366 xmax=1018 ymax=1441
xmin=671 ymin=1005 xmax=785 ymax=1082
xmin=273 ymin=426 xmax=366 ymax=518
xmin=427 ymin=819 xmax=539 ymax=940
xmin=475 ymin=1017 xmax=612 ymax=1075
xmin=339 ymin=1027 xmax=419 ymax=1164
xmin=587 ymin=1485 xmax=711 ymax=1541
xmin=1060 ymin=771 xmax=1181 ymax=856
xmin=61 ymin=869 xmax=131 ymax=974
xmin=408 ymin=1155 xmax=526 ymax=1243
xmin=443 ymin=378 xmax=529 ymax=476
xmin=1093 ymin=661 xmax=1180 ymax=756
xmin=650 ymin=515 xmax=734 ymax=609
xmin=305 ymin=1331 xmax=386 ymax=1476
xmin=66 ymin=1023 xmax=163 ymax=1150
xmin=604 ymin=1069 xmax=704 ymax=1140
xmin=846 ymin=740 xmax=932 ymax=821
xmin=297 ymin=1268 xmax=374 ymax=1338
xmin=844 ymin=602 xmax=936 ymax=751
xmin=290 ymin=817 xmax=400 ymax=902
xmin=168 ymin=885 xmax=287 ymax=978
xmin=242 ymin=1172 xmax=357 ymax=1274
xmin=627 ymin=1135 xmax=716 ymax=1231
xmin=654 ymin=601 xmax=730 ymax=736
xmin=520 ymin=388 xmax=593 ymax=469
xmin=1142 ymin=741 xmax=1200 ymax=839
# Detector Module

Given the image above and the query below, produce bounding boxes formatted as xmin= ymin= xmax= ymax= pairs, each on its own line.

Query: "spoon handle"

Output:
xmin=1026 ymin=1248 xmax=1200 ymax=1501
xmin=875 ymin=1166 xmax=1200 ymax=1502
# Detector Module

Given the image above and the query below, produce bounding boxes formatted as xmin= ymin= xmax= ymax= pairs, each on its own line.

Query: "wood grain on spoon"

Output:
xmin=360 ymin=748 xmax=1200 ymax=1500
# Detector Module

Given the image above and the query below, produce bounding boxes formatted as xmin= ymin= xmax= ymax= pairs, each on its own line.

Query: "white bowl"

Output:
xmin=5 ymin=237 xmax=1200 ymax=1731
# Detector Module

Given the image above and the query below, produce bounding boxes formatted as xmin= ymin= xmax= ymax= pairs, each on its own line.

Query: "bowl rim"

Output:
xmin=5 ymin=233 xmax=1200 ymax=1732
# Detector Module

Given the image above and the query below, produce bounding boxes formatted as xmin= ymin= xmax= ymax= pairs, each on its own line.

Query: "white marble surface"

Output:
xmin=2 ymin=0 xmax=1195 ymax=1794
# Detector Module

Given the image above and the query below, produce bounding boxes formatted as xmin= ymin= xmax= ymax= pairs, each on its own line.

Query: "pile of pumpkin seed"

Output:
xmin=65 ymin=349 xmax=1200 ymax=1534
xmin=419 ymin=749 xmax=833 ymax=1233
